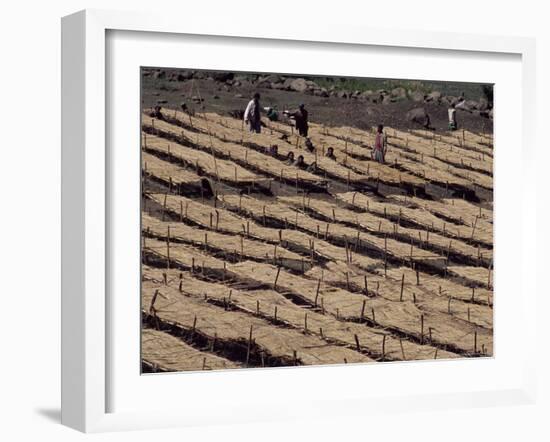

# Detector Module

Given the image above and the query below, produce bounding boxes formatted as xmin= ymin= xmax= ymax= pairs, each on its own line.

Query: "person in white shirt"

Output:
xmin=244 ymin=93 xmax=262 ymax=133
xmin=448 ymin=103 xmax=457 ymax=130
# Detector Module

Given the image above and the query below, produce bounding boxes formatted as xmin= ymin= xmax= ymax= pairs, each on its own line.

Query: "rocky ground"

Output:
xmin=141 ymin=68 xmax=493 ymax=134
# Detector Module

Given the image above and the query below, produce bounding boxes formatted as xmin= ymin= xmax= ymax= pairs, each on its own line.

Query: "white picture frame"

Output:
xmin=61 ymin=9 xmax=537 ymax=433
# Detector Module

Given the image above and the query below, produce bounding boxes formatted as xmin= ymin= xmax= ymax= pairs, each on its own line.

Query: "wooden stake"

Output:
xmin=314 ymin=279 xmax=321 ymax=307
xmin=420 ymin=314 xmax=424 ymax=344
xmin=399 ymin=338 xmax=406 ymax=360
xmin=273 ymin=266 xmax=281 ymax=289
xmin=354 ymin=334 xmax=361 ymax=352
xmin=245 ymin=325 xmax=253 ymax=367
xmin=400 ymin=274 xmax=405 ymax=301
xmin=149 ymin=289 xmax=159 ymax=314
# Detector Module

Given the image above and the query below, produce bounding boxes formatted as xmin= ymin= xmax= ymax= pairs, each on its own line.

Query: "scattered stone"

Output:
xmin=391 ymin=87 xmax=407 ymax=99
xmin=212 ymin=72 xmax=234 ymax=82
xmin=478 ymin=97 xmax=490 ymax=111
xmin=313 ymin=88 xmax=329 ymax=97
xmin=410 ymin=90 xmax=425 ymax=102
xmin=425 ymin=91 xmax=442 ymax=103
xmin=406 ymin=107 xmax=431 ymax=127
xmin=153 ymin=70 xmax=166 ymax=79
xmin=213 ymin=95 xmax=220 ymax=99
xmin=259 ymin=74 xmax=282 ymax=85
xmin=156 ymin=99 xmax=168 ymax=104
xmin=176 ymin=70 xmax=193 ymax=81
xmin=362 ymin=90 xmax=374 ymax=101
xmin=271 ymin=82 xmax=286 ymax=90
xmin=235 ymin=93 xmax=244 ymax=98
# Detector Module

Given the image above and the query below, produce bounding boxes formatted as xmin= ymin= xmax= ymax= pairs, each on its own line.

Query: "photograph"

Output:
xmin=140 ymin=67 xmax=494 ymax=373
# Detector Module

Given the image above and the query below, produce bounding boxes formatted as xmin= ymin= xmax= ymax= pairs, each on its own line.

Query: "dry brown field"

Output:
xmin=141 ymin=106 xmax=493 ymax=373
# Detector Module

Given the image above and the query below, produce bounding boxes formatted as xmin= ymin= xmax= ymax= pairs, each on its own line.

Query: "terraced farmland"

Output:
xmin=141 ymin=106 xmax=493 ymax=373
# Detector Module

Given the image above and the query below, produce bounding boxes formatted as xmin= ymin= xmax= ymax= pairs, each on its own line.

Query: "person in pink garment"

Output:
xmin=373 ymin=124 xmax=387 ymax=164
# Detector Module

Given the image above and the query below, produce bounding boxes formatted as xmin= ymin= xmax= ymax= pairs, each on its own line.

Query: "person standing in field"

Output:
xmin=373 ymin=124 xmax=387 ymax=164
xmin=286 ymin=103 xmax=309 ymax=137
xmin=244 ymin=93 xmax=262 ymax=133
xmin=448 ymin=103 xmax=457 ymax=130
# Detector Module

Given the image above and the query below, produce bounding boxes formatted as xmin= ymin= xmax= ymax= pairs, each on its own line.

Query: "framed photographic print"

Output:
xmin=61 ymin=9 xmax=537 ymax=433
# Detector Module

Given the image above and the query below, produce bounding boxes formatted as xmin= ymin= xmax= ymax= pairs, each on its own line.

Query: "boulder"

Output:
xmin=153 ymin=70 xmax=166 ymax=79
xmin=257 ymin=74 xmax=283 ymax=88
xmin=382 ymin=94 xmax=395 ymax=105
xmin=362 ymin=90 xmax=374 ymax=101
xmin=337 ymin=90 xmax=348 ymax=99
xmin=410 ymin=90 xmax=425 ymax=102
xmin=425 ymin=91 xmax=442 ymax=103
xmin=391 ymin=87 xmax=407 ymax=99
xmin=442 ymin=95 xmax=458 ymax=105
xmin=478 ymin=97 xmax=490 ymax=111
xmin=406 ymin=107 xmax=431 ymax=127
xmin=263 ymin=74 xmax=283 ymax=84
xmin=313 ymin=88 xmax=329 ymax=97
xmin=465 ymin=100 xmax=479 ymax=110
xmin=271 ymin=82 xmax=286 ymax=90
xmin=288 ymin=78 xmax=310 ymax=93
xmin=212 ymin=72 xmax=234 ymax=82
xmin=175 ymin=70 xmax=193 ymax=81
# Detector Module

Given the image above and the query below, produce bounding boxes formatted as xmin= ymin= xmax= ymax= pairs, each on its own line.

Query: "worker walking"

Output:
xmin=286 ymin=103 xmax=309 ymax=137
xmin=448 ymin=103 xmax=457 ymax=130
xmin=373 ymin=124 xmax=387 ymax=164
xmin=244 ymin=93 xmax=262 ymax=133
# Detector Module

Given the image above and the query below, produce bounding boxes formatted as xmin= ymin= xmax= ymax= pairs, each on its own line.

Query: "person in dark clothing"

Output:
xmin=268 ymin=145 xmax=279 ymax=156
xmin=305 ymin=137 xmax=315 ymax=153
xmin=200 ymin=178 xmax=214 ymax=199
xmin=306 ymin=161 xmax=318 ymax=173
xmin=325 ymin=147 xmax=336 ymax=161
xmin=287 ymin=103 xmax=309 ymax=137
xmin=266 ymin=107 xmax=279 ymax=122
xmin=294 ymin=154 xmax=306 ymax=169
xmin=244 ymin=93 xmax=262 ymax=133
xmin=151 ymin=105 xmax=164 ymax=120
